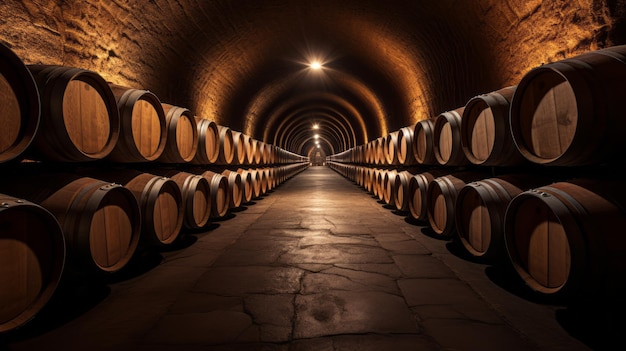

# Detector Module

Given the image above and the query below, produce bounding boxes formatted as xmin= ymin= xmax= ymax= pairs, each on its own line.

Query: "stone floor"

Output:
xmin=0 ymin=166 xmax=613 ymax=351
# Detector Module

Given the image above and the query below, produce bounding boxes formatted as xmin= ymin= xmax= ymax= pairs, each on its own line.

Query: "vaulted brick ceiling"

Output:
xmin=1 ymin=0 xmax=624 ymax=156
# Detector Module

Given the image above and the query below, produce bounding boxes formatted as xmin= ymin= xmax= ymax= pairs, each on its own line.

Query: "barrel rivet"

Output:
xmin=1 ymin=203 xmax=9 ymax=208
xmin=15 ymin=199 xmax=23 ymax=203
xmin=541 ymin=193 xmax=550 ymax=197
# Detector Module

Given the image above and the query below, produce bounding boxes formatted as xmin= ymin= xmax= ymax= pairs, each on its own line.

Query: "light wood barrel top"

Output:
xmin=517 ymin=71 xmax=577 ymax=161
xmin=132 ymin=99 xmax=163 ymax=159
xmin=63 ymin=79 xmax=111 ymax=155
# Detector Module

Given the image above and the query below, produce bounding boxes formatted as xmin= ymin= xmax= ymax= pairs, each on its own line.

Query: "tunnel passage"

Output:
xmin=2 ymin=1 xmax=626 ymax=349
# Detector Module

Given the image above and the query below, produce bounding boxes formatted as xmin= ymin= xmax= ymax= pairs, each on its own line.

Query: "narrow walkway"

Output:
xmin=2 ymin=167 xmax=591 ymax=351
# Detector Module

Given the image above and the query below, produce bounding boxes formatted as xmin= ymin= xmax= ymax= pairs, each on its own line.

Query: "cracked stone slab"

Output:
xmin=280 ymin=244 xmax=393 ymax=264
xmin=168 ymin=293 xmax=243 ymax=314
xmin=294 ymin=291 xmax=418 ymax=338
xmin=300 ymin=267 xmax=400 ymax=294
xmin=421 ymin=318 xmax=539 ymax=351
xmin=298 ymin=234 xmax=378 ymax=247
xmin=193 ymin=266 xmax=304 ymax=295
xmin=392 ymin=255 xmax=456 ymax=278
xmin=376 ymin=238 xmax=432 ymax=254
xmin=289 ymin=334 xmax=440 ymax=351
xmin=141 ymin=310 xmax=257 ymax=345
xmin=334 ymin=263 xmax=403 ymax=278
xmin=244 ymin=294 xmax=294 ymax=342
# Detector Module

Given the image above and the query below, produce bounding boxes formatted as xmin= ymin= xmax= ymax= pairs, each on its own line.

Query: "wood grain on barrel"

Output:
xmin=468 ymin=103 xmax=495 ymax=162
xmin=513 ymin=199 xmax=570 ymax=289
xmin=0 ymin=208 xmax=55 ymax=332
xmin=175 ymin=113 xmax=196 ymax=161
xmin=519 ymin=72 xmax=577 ymax=160
xmin=153 ymin=187 xmax=180 ymax=244
xmin=0 ymin=74 xmax=20 ymax=154
xmin=89 ymin=191 xmax=134 ymax=269
xmin=462 ymin=188 xmax=490 ymax=253
xmin=63 ymin=80 xmax=110 ymax=155
xmin=131 ymin=99 xmax=162 ymax=159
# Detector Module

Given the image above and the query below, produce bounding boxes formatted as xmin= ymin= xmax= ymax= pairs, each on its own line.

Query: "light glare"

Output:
xmin=309 ymin=61 xmax=322 ymax=70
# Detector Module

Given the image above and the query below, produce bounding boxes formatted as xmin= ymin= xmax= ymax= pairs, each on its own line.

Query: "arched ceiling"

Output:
xmin=1 ymin=0 xmax=624 ymax=155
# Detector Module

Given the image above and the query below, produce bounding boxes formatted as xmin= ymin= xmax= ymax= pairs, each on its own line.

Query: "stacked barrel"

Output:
xmin=0 ymin=42 xmax=308 ymax=333
xmin=329 ymin=45 xmax=626 ymax=309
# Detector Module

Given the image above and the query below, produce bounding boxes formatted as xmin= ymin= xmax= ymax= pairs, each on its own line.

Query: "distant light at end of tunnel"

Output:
xmin=317 ymin=145 xmax=320 ymax=148
xmin=309 ymin=61 xmax=323 ymax=70
xmin=312 ymin=123 xmax=319 ymax=129
xmin=314 ymin=134 xmax=319 ymax=139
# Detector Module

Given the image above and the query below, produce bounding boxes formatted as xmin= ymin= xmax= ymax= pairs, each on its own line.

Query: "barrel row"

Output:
xmin=329 ymin=45 xmax=626 ymax=168
xmin=0 ymin=43 xmax=307 ymax=166
xmin=0 ymin=162 xmax=307 ymax=334
xmin=327 ymin=162 xmax=626 ymax=307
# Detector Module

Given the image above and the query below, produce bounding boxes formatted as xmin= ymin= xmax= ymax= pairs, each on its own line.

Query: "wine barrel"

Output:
xmin=193 ymin=117 xmax=220 ymax=165
xmin=251 ymin=139 xmax=263 ymax=165
xmin=397 ymin=125 xmax=416 ymax=166
xmin=230 ymin=130 xmax=247 ymax=166
xmin=433 ymin=107 xmax=470 ymax=166
xmin=236 ymin=168 xmax=254 ymax=204
xmin=106 ymin=85 xmax=167 ymax=162
xmin=241 ymin=133 xmax=254 ymax=165
xmin=407 ymin=169 xmax=450 ymax=221
xmin=93 ymin=170 xmax=183 ymax=247
xmin=158 ymin=104 xmax=198 ymax=163
xmin=412 ymin=118 xmax=437 ymax=165
xmin=0 ymin=173 xmax=141 ymax=274
xmin=382 ymin=169 xmax=398 ymax=206
xmin=27 ymin=65 xmax=120 ymax=162
xmin=426 ymin=171 xmax=487 ymax=237
xmin=149 ymin=169 xmax=211 ymax=230
xmin=0 ymin=195 xmax=65 ymax=333
xmin=461 ymin=86 xmax=526 ymax=166
xmin=216 ymin=125 xmax=235 ymax=165
xmin=393 ymin=169 xmax=419 ymax=212
xmin=455 ymin=174 xmax=552 ymax=262
xmin=504 ymin=178 xmax=626 ymax=300
xmin=220 ymin=169 xmax=243 ymax=209
xmin=384 ymin=131 xmax=400 ymax=166
xmin=192 ymin=169 xmax=230 ymax=218
xmin=509 ymin=45 xmax=626 ymax=166
xmin=0 ymin=42 xmax=40 ymax=163
xmin=248 ymin=168 xmax=263 ymax=199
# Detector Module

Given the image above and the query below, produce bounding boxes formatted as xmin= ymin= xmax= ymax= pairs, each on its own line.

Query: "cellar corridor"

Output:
xmin=0 ymin=167 xmax=600 ymax=351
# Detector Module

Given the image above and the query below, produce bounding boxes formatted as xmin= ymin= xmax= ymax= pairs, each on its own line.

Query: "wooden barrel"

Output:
xmin=382 ymin=169 xmax=398 ymax=206
xmin=426 ymin=171 xmax=487 ymax=237
xmin=455 ymin=174 xmax=552 ymax=262
xmin=397 ymin=125 xmax=416 ymax=166
xmin=193 ymin=117 xmax=220 ymax=165
xmin=248 ymin=168 xmax=263 ymax=199
xmin=510 ymin=45 xmax=626 ymax=166
xmin=94 ymin=170 xmax=183 ymax=247
xmin=149 ymin=169 xmax=211 ymax=230
xmin=158 ymin=104 xmax=198 ymax=163
xmin=0 ymin=173 xmax=141 ymax=274
xmin=433 ymin=107 xmax=470 ymax=166
xmin=216 ymin=125 xmax=235 ymax=165
xmin=241 ymin=134 xmax=254 ymax=165
xmin=0 ymin=42 xmax=40 ymax=163
xmin=504 ymin=178 xmax=626 ymax=300
xmin=384 ymin=131 xmax=400 ymax=166
xmin=192 ymin=170 xmax=230 ymax=219
xmin=230 ymin=130 xmax=247 ymax=166
xmin=27 ymin=65 xmax=120 ymax=162
xmin=393 ymin=169 xmax=419 ymax=212
xmin=0 ymin=194 xmax=65 ymax=333
xmin=251 ymin=139 xmax=263 ymax=165
xmin=407 ymin=169 xmax=450 ymax=221
xmin=220 ymin=169 xmax=243 ymax=209
xmin=412 ymin=118 xmax=437 ymax=165
xmin=236 ymin=168 xmax=254 ymax=204
xmin=106 ymin=85 xmax=167 ymax=162
xmin=461 ymin=86 xmax=526 ymax=166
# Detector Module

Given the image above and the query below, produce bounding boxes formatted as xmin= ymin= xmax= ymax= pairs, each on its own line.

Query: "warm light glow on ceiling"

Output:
xmin=314 ymin=134 xmax=319 ymax=139
xmin=312 ymin=123 xmax=319 ymax=129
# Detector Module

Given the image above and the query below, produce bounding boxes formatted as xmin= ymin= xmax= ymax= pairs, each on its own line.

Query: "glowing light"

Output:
xmin=312 ymin=123 xmax=319 ymax=129
xmin=309 ymin=61 xmax=322 ymax=70
xmin=317 ymin=145 xmax=320 ymax=148
xmin=314 ymin=134 xmax=319 ymax=139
